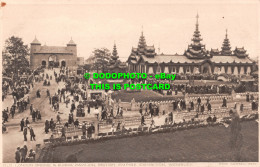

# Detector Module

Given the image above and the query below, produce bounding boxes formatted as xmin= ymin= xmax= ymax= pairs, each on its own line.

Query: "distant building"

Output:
xmin=77 ymin=57 xmax=84 ymax=66
xmin=30 ymin=37 xmax=77 ymax=70
xmin=127 ymin=14 xmax=254 ymax=76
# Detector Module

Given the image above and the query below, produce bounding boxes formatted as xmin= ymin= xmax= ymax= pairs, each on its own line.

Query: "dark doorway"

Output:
xmin=42 ymin=60 xmax=46 ymax=68
xmin=61 ymin=61 xmax=66 ymax=67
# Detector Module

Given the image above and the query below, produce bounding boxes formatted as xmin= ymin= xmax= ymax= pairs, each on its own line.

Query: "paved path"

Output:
xmin=2 ymin=68 xmax=68 ymax=163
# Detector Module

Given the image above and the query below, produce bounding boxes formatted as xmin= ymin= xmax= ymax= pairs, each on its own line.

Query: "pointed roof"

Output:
xmin=192 ymin=13 xmax=203 ymax=45
xmin=184 ymin=13 xmax=208 ymax=59
xmin=138 ymin=31 xmax=147 ymax=49
xmin=221 ymin=29 xmax=232 ymax=55
xmin=31 ymin=36 xmax=41 ymax=45
xmin=112 ymin=43 xmax=119 ymax=60
xmin=67 ymin=38 xmax=76 ymax=46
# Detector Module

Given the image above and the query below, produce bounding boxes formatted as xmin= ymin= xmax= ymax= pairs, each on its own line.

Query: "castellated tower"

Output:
xmin=30 ymin=37 xmax=41 ymax=69
xmin=67 ymin=38 xmax=77 ymax=57
xmin=29 ymin=37 xmax=78 ymax=70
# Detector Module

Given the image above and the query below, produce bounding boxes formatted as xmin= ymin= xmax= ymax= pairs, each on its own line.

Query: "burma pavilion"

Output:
xmin=127 ymin=14 xmax=255 ymax=76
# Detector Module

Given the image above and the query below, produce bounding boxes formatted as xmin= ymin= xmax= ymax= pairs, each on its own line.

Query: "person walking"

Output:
xmin=30 ymin=104 xmax=33 ymax=115
xmin=20 ymin=118 xmax=25 ymax=132
xmin=25 ymin=117 xmax=30 ymax=127
xmin=87 ymin=125 xmax=93 ymax=139
xmin=30 ymin=127 xmax=36 ymax=141
xmin=23 ymin=127 xmax=28 ymax=141
xmin=20 ymin=146 xmax=26 ymax=163
xmin=82 ymin=123 xmax=86 ymax=136
xmin=15 ymin=147 xmax=21 ymax=163
xmin=141 ymin=115 xmax=146 ymax=126
xmin=61 ymin=126 xmax=66 ymax=138
xmin=23 ymin=145 xmax=28 ymax=160
xmin=45 ymin=120 xmax=49 ymax=134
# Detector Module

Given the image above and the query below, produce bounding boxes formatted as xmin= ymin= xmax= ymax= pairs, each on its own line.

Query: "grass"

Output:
xmin=111 ymin=90 xmax=183 ymax=102
xmin=51 ymin=120 xmax=258 ymax=162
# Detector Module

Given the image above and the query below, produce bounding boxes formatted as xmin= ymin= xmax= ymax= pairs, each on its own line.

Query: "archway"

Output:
xmin=42 ymin=60 xmax=46 ymax=68
xmin=200 ymin=61 xmax=212 ymax=74
xmin=48 ymin=55 xmax=57 ymax=68
xmin=61 ymin=60 xmax=66 ymax=67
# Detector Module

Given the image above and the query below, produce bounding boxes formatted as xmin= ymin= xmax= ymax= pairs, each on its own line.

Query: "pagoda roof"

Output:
xmin=139 ymin=54 xmax=253 ymax=64
xmin=211 ymin=55 xmax=252 ymax=63
xmin=234 ymin=47 xmax=246 ymax=52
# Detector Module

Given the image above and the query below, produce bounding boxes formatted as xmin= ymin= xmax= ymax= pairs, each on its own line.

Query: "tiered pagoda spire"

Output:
xmin=137 ymin=30 xmax=147 ymax=54
xmin=221 ymin=29 xmax=232 ymax=55
xmin=192 ymin=13 xmax=203 ymax=46
xmin=108 ymin=42 xmax=127 ymax=73
xmin=111 ymin=43 xmax=119 ymax=61
xmin=184 ymin=13 xmax=208 ymax=59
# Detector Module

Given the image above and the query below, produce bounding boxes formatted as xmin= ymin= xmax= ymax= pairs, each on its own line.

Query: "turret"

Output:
xmin=67 ymin=38 xmax=77 ymax=56
xmin=30 ymin=36 xmax=41 ymax=53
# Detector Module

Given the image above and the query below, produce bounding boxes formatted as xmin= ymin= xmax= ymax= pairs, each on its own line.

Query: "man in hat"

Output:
xmin=15 ymin=147 xmax=21 ymax=163
xmin=87 ymin=124 xmax=93 ymax=139
xmin=30 ymin=127 xmax=36 ymax=141
xmin=20 ymin=145 xmax=26 ymax=163
xmin=30 ymin=104 xmax=33 ymax=115
xmin=82 ymin=123 xmax=87 ymax=136
xmin=23 ymin=126 xmax=28 ymax=141
xmin=20 ymin=118 xmax=25 ymax=132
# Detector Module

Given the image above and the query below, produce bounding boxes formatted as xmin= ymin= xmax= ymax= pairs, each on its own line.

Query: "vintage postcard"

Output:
xmin=1 ymin=0 xmax=259 ymax=166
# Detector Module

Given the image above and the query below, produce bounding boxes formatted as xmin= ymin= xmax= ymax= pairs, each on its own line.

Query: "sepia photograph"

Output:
xmin=1 ymin=0 xmax=259 ymax=165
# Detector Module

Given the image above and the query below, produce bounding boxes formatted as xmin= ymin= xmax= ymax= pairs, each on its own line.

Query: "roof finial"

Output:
xmin=196 ymin=12 xmax=199 ymax=25
xmin=225 ymin=29 xmax=228 ymax=38
xmin=141 ymin=25 xmax=143 ymax=36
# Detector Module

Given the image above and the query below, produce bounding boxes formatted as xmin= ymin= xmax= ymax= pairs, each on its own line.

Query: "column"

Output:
xmin=233 ymin=66 xmax=238 ymax=75
xmin=247 ymin=66 xmax=251 ymax=74
xmin=227 ymin=66 xmax=232 ymax=74
xmin=179 ymin=66 xmax=184 ymax=73
xmin=240 ymin=66 xmax=245 ymax=75
xmin=164 ymin=66 xmax=169 ymax=73
xmin=220 ymin=66 xmax=225 ymax=73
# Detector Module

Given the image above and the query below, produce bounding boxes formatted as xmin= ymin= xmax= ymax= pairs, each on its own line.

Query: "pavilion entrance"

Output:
xmin=48 ymin=55 xmax=58 ymax=68
xmin=200 ymin=61 xmax=212 ymax=74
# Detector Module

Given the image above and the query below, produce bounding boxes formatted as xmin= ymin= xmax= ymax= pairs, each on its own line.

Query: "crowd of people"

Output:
xmin=15 ymin=145 xmax=36 ymax=163
xmin=1 ymin=65 xmax=258 ymax=163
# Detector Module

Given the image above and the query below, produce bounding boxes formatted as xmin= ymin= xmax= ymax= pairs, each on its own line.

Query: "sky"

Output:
xmin=1 ymin=0 xmax=260 ymax=62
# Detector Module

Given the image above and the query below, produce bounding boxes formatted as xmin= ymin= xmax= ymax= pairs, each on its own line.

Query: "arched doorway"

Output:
xmin=61 ymin=60 xmax=66 ymax=67
xmin=48 ymin=55 xmax=57 ymax=68
xmin=200 ymin=61 xmax=212 ymax=74
xmin=42 ymin=60 xmax=46 ymax=68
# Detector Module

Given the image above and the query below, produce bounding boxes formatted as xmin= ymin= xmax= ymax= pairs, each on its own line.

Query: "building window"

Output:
xmin=172 ymin=68 xmax=175 ymax=72
xmin=187 ymin=68 xmax=189 ymax=72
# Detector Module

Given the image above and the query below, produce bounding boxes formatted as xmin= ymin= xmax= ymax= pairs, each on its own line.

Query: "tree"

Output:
xmin=90 ymin=48 xmax=111 ymax=73
xmin=2 ymin=36 xmax=30 ymax=77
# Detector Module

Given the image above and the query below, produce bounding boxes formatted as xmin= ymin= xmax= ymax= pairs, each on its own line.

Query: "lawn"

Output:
xmin=51 ymin=120 xmax=258 ymax=162
xmin=111 ymin=90 xmax=184 ymax=102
